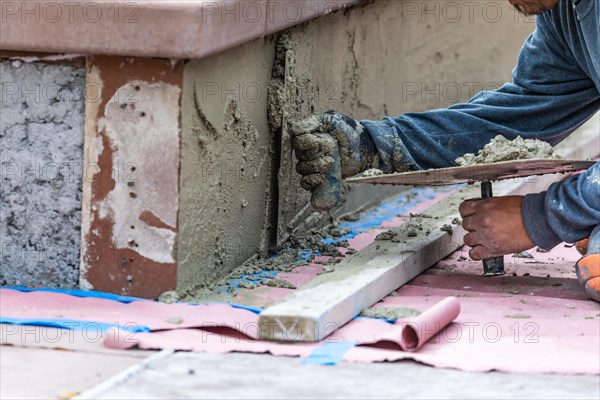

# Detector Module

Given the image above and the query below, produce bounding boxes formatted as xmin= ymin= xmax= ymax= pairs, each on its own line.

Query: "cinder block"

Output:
xmin=0 ymin=57 xmax=85 ymax=288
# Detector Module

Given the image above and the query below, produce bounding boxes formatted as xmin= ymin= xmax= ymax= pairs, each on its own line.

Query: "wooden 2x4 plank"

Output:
xmin=258 ymin=187 xmax=471 ymax=342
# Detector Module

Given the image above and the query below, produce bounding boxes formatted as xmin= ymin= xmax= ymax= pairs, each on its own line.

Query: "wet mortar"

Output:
xmin=360 ymin=306 xmax=422 ymax=320
xmin=170 ymin=224 xmax=352 ymax=304
xmin=455 ymin=135 xmax=557 ymax=166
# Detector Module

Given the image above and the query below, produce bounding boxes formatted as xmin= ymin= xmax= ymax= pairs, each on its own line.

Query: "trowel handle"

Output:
xmin=481 ymin=180 xmax=505 ymax=277
xmin=311 ymin=135 xmax=342 ymax=211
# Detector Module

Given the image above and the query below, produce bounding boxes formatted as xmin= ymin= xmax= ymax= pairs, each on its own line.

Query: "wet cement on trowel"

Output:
xmin=455 ymin=135 xmax=557 ymax=166
xmin=362 ymin=169 xmax=384 ymax=177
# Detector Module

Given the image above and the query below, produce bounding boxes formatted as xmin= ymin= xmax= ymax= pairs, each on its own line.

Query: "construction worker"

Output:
xmin=291 ymin=0 xmax=600 ymax=301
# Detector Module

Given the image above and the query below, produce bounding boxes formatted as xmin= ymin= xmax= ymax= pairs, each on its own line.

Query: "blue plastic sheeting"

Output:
xmin=321 ymin=186 xmax=459 ymax=245
xmin=301 ymin=341 xmax=358 ymax=366
xmin=0 ymin=317 xmax=151 ymax=333
xmin=2 ymin=287 xmax=263 ymax=314
xmin=3 ymin=286 xmax=148 ymax=304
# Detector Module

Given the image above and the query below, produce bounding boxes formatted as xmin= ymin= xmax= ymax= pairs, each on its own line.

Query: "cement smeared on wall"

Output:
xmin=178 ymin=40 xmax=276 ymax=290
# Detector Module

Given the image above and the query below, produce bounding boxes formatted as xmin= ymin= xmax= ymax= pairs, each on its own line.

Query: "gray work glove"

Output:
xmin=290 ymin=111 xmax=379 ymax=191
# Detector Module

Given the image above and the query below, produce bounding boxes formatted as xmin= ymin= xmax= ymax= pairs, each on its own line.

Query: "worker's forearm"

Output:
xmin=361 ymin=9 xmax=600 ymax=172
xmin=360 ymin=86 xmax=600 ymax=171
xmin=522 ymin=161 xmax=600 ymax=250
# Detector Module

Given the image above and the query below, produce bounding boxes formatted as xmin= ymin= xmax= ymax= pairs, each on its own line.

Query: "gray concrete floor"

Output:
xmin=0 ymin=326 xmax=153 ymax=400
xmin=82 ymin=352 xmax=600 ymax=400
xmin=1 ymin=325 xmax=599 ymax=400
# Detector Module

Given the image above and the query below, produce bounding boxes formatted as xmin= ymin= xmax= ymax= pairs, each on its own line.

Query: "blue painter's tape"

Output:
xmin=354 ymin=315 xmax=396 ymax=324
xmin=1 ymin=286 xmax=263 ymax=314
xmin=217 ymin=303 xmax=263 ymax=314
xmin=321 ymin=186 xmax=460 ymax=246
xmin=301 ymin=341 xmax=357 ymax=366
xmin=0 ymin=317 xmax=151 ymax=333
xmin=2 ymin=286 xmax=147 ymax=304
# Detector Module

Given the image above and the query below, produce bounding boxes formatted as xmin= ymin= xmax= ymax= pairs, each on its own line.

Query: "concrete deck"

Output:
xmin=0 ymin=0 xmax=358 ymax=58
xmin=2 ymin=335 xmax=599 ymax=400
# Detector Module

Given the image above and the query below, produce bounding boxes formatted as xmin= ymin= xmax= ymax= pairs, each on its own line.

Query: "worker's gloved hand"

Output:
xmin=459 ymin=196 xmax=536 ymax=260
xmin=575 ymin=254 xmax=600 ymax=302
xmin=290 ymin=111 xmax=378 ymax=191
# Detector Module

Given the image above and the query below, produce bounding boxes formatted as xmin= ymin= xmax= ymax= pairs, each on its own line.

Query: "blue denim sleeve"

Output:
xmin=522 ymin=161 xmax=600 ymax=249
xmin=360 ymin=13 xmax=600 ymax=171
xmin=360 ymin=12 xmax=600 ymax=249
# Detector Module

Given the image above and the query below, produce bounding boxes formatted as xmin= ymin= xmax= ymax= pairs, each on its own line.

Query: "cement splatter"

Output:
xmin=456 ymin=135 xmax=557 ymax=166
xmin=374 ymin=214 xmax=443 ymax=242
xmin=441 ymin=224 xmax=453 ymax=235
xmin=176 ymin=226 xmax=345 ymax=303
xmin=375 ymin=230 xmax=398 ymax=241
xmin=166 ymin=316 xmax=183 ymax=325
xmin=265 ymin=279 xmax=297 ymax=289
xmin=342 ymin=213 xmax=361 ymax=222
xmin=158 ymin=291 xmax=180 ymax=304
xmin=505 ymin=314 xmax=531 ymax=319
xmin=360 ymin=306 xmax=422 ymax=320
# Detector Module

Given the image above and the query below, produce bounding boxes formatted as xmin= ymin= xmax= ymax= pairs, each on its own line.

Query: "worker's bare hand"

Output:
xmin=290 ymin=111 xmax=376 ymax=191
xmin=459 ymin=196 xmax=535 ymax=260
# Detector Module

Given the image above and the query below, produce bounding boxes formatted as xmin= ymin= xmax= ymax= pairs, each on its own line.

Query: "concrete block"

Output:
xmin=1 ymin=59 xmax=85 ymax=288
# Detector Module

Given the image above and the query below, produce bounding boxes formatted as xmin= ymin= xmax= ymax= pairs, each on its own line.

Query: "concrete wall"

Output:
xmin=178 ymin=0 xmax=535 ymax=291
xmin=0 ymin=0 xmax=535 ymax=292
xmin=1 ymin=59 xmax=85 ymax=288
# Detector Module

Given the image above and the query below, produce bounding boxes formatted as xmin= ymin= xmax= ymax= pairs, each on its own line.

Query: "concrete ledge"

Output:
xmin=0 ymin=0 xmax=358 ymax=59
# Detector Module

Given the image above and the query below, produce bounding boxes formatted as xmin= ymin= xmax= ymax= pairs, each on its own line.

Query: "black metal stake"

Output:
xmin=481 ymin=180 xmax=505 ymax=277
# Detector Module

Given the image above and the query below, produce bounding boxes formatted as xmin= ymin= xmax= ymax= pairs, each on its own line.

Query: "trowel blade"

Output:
xmin=274 ymin=49 xmax=314 ymax=249
xmin=344 ymin=159 xmax=596 ymax=186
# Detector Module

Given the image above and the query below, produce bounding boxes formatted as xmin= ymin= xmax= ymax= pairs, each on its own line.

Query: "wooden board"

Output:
xmin=259 ymin=191 xmax=470 ymax=341
xmin=345 ymin=159 xmax=595 ymax=186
